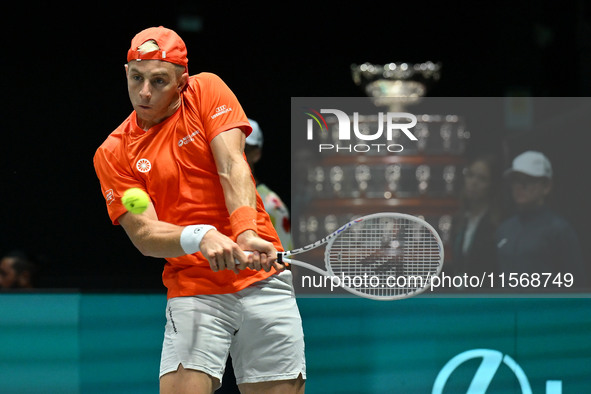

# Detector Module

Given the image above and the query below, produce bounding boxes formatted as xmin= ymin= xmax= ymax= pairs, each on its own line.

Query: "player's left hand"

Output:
xmin=236 ymin=230 xmax=283 ymax=272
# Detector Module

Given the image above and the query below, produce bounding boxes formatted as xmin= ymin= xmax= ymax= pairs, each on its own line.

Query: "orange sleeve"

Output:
xmin=93 ymin=138 xmax=147 ymax=225
xmin=192 ymin=73 xmax=252 ymax=142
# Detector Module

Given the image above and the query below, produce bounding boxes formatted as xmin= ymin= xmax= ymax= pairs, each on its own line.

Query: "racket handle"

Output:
xmin=235 ymin=250 xmax=285 ymax=268
xmin=236 ymin=250 xmax=253 ymax=265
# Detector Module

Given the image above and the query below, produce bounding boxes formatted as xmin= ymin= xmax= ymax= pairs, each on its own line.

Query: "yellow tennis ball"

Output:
xmin=121 ymin=188 xmax=150 ymax=214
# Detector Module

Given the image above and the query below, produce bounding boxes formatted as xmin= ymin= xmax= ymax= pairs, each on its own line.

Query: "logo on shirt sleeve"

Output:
xmin=104 ymin=189 xmax=115 ymax=205
xmin=211 ymin=105 xmax=233 ymax=119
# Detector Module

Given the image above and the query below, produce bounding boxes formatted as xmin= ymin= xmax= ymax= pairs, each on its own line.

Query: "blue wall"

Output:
xmin=1 ymin=294 xmax=590 ymax=393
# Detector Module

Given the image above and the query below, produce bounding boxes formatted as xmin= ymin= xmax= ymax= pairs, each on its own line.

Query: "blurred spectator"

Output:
xmin=447 ymin=154 xmax=503 ymax=291
xmin=245 ymin=118 xmax=293 ymax=251
xmin=496 ymin=151 xmax=587 ymax=290
xmin=0 ymin=250 xmax=38 ymax=289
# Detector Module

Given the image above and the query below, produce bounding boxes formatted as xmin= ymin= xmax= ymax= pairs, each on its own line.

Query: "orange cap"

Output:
xmin=127 ymin=26 xmax=188 ymax=71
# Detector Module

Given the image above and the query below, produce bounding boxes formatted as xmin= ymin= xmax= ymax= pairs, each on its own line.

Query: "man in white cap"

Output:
xmin=496 ymin=151 xmax=586 ymax=290
xmin=244 ymin=119 xmax=293 ymax=251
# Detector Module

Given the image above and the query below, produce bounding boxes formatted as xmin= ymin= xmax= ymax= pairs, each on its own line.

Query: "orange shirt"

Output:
xmin=94 ymin=72 xmax=281 ymax=298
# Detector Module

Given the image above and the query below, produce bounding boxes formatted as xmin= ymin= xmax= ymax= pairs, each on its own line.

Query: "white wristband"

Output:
xmin=180 ymin=225 xmax=216 ymax=255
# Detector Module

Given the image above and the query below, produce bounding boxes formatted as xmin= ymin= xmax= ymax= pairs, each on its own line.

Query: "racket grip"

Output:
xmin=235 ymin=250 xmax=284 ymax=269
xmin=235 ymin=250 xmax=253 ymax=265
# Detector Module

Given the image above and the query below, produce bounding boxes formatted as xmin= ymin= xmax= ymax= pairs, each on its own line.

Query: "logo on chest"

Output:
xmin=178 ymin=130 xmax=200 ymax=147
xmin=136 ymin=158 xmax=152 ymax=173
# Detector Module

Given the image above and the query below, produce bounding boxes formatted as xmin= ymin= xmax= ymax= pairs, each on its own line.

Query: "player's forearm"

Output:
xmin=210 ymin=128 xmax=257 ymax=213
xmin=136 ymin=222 xmax=187 ymax=258
xmin=218 ymin=158 xmax=257 ymax=213
xmin=210 ymin=128 xmax=260 ymax=240
xmin=120 ymin=213 xmax=186 ymax=258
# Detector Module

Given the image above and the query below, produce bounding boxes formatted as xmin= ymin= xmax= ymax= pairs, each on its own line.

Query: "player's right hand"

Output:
xmin=200 ymin=230 xmax=250 ymax=274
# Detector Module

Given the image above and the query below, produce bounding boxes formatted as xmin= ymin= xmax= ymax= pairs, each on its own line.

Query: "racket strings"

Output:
xmin=327 ymin=217 xmax=442 ymax=297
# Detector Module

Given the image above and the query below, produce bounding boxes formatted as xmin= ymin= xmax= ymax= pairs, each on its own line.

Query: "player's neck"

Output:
xmin=137 ymin=97 xmax=182 ymax=131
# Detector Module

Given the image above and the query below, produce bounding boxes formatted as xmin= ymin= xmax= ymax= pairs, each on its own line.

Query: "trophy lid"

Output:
xmin=351 ymin=62 xmax=441 ymax=110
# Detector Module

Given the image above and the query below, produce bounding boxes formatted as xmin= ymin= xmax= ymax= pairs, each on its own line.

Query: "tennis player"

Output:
xmin=93 ymin=26 xmax=305 ymax=394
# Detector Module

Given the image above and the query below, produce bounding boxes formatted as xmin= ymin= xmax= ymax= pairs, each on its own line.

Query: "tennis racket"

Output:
xmin=278 ymin=212 xmax=444 ymax=300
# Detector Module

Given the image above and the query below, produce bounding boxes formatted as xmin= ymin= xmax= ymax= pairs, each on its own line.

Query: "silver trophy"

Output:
xmin=443 ymin=165 xmax=457 ymax=194
xmin=308 ymin=166 xmax=325 ymax=194
xmin=415 ymin=164 xmax=431 ymax=194
xmin=351 ymin=61 xmax=441 ymax=111
xmin=384 ymin=164 xmax=402 ymax=198
xmin=354 ymin=164 xmax=372 ymax=196
xmin=329 ymin=166 xmax=344 ymax=195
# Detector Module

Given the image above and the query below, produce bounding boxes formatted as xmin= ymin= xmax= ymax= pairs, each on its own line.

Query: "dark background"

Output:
xmin=2 ymin=1 xmax=590 ymax=291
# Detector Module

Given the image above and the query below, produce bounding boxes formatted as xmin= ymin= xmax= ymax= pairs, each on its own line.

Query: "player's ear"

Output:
xmin=178 ymin=72 xmax=188 ymax=91
xmin=124 ymin=64 xmax=129 ymax=77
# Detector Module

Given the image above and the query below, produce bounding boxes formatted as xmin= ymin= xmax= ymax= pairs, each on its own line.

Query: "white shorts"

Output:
xmin=159 ymin=270 xmax=306 ymax=387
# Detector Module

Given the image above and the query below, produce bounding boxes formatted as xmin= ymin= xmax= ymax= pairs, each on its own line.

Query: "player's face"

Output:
xmin=125 ymin=60 xmax=187 ymax=130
